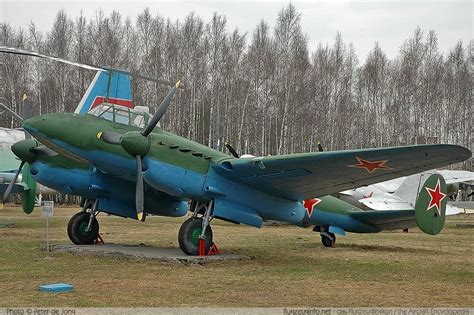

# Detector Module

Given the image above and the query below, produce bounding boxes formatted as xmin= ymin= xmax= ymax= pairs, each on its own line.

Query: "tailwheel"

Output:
xmin=321 ymin=232 xmax=336 ymax=248
xmin=178 ymin=218 xmax=213 ymax=255
xmin=67 ymin=211 xmax=99 ymax=245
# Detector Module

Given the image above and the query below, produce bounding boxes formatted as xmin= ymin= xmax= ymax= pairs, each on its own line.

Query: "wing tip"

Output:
xmin=444 ymin=144 xmax=472 ymax=161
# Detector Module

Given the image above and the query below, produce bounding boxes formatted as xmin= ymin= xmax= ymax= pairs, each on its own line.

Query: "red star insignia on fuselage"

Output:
xmin=348 ymin=157 xmax=391 ymax=173
xmin=303 ymin=198 xmax=322 ymax=218
xmin=425 ymin=179 xmax=447 ymax=215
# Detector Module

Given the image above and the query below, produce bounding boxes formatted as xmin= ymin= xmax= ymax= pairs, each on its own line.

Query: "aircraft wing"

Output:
xmin=359 ymin=194 xmax=462 ymax=215
xmin=0 ymin=182 xmax=28 ymax=196
xmin=215 ymin=144 xmax=471 ymax=200
xmin=438 ymin=170 xmax=474 ymax=185
xmin=349 ymin=210 xmax=417 ymax=231
xmin=359 ymin=194 xmax=413 ymax=210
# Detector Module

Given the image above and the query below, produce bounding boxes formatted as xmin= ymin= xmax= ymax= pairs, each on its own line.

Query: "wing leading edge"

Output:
xmin=214 ymin=144 xmax=471 ymax=200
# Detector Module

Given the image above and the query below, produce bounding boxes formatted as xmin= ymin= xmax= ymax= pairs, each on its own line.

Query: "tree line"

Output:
xmin=0 ymin=4 xmax=472 ymax=170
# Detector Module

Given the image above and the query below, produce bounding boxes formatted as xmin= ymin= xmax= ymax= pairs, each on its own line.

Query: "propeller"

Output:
xmin=2 ymin=139 xmax=59 ymax=211
xmin=97 ymin=80 xmax=181 ymax=221
xmin=135 ymin=155 xmax=144 ymax=220
xmin=31 ymin=145 xmax=58 ymax=157
xmin=141 ymin=80 xmax=181 ymax=136
xmin=0 ymin=46 xmax=182 ymax=89
xmin=225 ymin=143 xmax=240 ymax=158
xmin=2 ymin=161 xmax=25 ymax=206
xmin=96 ymin=131 xmax=122 ymax=145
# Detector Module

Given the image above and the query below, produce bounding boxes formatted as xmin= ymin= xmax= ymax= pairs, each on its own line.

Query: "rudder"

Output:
xmin=414 ymin=173 xmax=447 ymax=235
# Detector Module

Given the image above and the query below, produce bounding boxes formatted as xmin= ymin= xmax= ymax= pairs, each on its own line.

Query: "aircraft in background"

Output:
xmin=334 ymin=170 xmax=474 ymax=214
xmin=1 ymin=46 xmax=472 ymax=254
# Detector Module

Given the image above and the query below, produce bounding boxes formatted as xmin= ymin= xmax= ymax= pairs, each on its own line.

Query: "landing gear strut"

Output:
xmin=178 ymin=200 xmax=214 ymax=255
xmin=67 ymin=199 xmax=100 ymax=245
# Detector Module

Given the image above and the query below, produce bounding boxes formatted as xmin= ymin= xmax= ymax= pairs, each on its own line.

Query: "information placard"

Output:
xmin=42 ymin=201 xmax=54 ymax=218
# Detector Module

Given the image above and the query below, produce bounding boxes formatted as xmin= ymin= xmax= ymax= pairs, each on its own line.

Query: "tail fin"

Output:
xmin=74 ymin=71 xmax=133 ymax=114
xmin=393 ymin=170 xmax=437 ymax=207
xmin=414 ymin=173 xmax=447 ymax=235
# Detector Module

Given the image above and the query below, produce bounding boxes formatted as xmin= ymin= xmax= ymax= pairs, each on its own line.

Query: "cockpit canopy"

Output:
xmin=87 ymin=103 xmax=149 ymax=128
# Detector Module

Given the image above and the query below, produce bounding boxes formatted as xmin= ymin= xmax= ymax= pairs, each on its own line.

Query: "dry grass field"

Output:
xmin=0 ymin=205 xmax=473 ymax=307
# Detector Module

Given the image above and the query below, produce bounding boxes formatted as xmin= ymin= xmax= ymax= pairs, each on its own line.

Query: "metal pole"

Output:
xmin=46 ymin=216 xmax=49 ymax=255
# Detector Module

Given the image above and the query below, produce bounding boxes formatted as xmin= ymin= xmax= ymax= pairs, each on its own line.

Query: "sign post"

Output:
xmin=41 ymin=201 xmax=54 ymax=254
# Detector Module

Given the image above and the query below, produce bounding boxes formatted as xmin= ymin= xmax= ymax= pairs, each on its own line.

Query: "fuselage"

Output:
xmin=20 ymin=111 xmax=403 ymax=233
xmin=22 ymin=112 xmax=309 ymax=226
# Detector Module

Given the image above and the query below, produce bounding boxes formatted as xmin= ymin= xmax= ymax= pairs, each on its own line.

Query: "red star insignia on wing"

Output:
xmin=348 ymin=157 xmax=391 ymax=173
xmin=363 ymin=191 xmax=374 ymax=198
xmin=425 ymin=179 xmax=447 ymax=215
xmin=303 ymin=198 xmax=321 ymax=218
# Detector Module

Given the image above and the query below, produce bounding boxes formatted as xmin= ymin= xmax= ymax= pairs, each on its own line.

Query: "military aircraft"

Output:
xmin=334 ymin=170 xmax=474 ymax=213
xmin=1 ymin=47 xmax=472 ymax=254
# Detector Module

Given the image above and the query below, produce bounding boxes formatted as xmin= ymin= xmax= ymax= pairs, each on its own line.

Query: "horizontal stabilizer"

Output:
xmin=349 ymin=174 xmax=448 ymax=234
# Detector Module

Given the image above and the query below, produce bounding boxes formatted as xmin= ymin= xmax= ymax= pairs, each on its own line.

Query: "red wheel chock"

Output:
xmin=199 ymin=239 xmax=205 ymax=256
xmin=208 ymin=243 xmax=221 ymax=255
xmin=94 ymin=234 xmax=104 ymax=245
xmin=199 ymin=239 xmax=221 ymax=256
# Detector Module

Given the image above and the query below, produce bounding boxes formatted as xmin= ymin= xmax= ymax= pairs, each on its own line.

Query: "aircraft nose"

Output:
xmin=22 ymin=115 xmax=48 ymax=136
xmin=23 ymin=113 xmax=94 ymax=150
xmin=23 ymin=113 xmax=72 ymax=140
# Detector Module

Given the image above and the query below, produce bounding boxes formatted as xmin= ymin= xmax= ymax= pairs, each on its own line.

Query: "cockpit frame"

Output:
xmin=87 ymin=103 xmax=150 ymax=129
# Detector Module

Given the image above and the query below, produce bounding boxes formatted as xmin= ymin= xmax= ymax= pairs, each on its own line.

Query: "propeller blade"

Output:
xmin=225 ymin=143 xmax=240 ymax=158
xmin=0 ymin=46 xmax=181 ymax=88
xmin=0 ymin=46 xmax=103 ymax=71
xmin=0 ymin=102 xmax=23 ymax=122
xmin=31 ymin=145 xmax=58 ymax=157
xmin=2 ymin=161 xmax=25 ymax=204
xmin=318 ymin=141 xmax=324 ymax=152
xmin=97 ymin=131 xmax=122 ymax=145
xmin=141 ymin=81 xmax=181 ymax=137
xmin=135 ymin=155 xmax=145 ymax=221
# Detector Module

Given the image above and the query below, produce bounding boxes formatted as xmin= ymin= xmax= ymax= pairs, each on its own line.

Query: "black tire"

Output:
xmin=67 ymin=212 xmax=84 ymax=244
xmin=321 ymin=233 xmax=336 ymax=248
xmin=68 ymin=212 xmax=99 ymax=245
xmin=178 ymin=218 xmax=213 ymax=255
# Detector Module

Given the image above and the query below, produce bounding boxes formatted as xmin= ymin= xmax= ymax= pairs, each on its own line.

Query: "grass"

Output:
xmin=0 ymin=205 xmax=473 ymax=307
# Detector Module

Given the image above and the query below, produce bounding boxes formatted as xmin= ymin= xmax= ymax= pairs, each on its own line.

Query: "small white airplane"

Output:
xmin=334 ymin=169 xmax=474 ymax=215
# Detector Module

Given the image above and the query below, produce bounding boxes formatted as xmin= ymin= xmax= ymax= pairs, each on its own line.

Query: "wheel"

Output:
xmin=67 ymin=212 xmax=84 ymax=244
xmin=321 ymin=232 xmax=336 ymax=247
xmin=67 ymin=212 xmax=99 ymax=245
xmin=178 ymin=218 xmax=213 ymax=255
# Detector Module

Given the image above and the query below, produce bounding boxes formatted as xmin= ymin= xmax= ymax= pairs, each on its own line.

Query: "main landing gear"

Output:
xmin=67 ymin=199 xmax=100 ymax=245
xmin=314 ymin=226 xmax=336 ymax=248
xmin=178 ymin=200 xmax=216 ymax=255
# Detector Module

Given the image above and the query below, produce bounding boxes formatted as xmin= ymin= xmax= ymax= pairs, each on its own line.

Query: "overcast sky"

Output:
xmin=1 ymin=0 xmax=472 ymax=59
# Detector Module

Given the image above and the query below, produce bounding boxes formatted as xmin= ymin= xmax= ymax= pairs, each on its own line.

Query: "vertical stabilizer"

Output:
xmin=393 ymin=171 xmax=437 ymax=207
xmin=414 ymin=173 xmax=447 ymax=235
xmin=74 ymin=71 xmax=133 ymax=114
